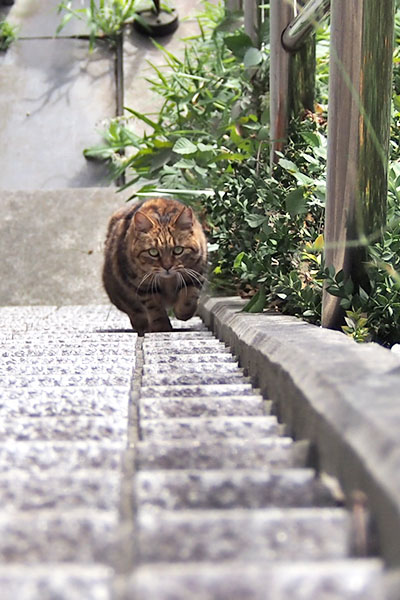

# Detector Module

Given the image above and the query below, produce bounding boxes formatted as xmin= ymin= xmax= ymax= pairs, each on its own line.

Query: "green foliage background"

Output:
xmin=87 ymin=0 xmax=400 ymax=346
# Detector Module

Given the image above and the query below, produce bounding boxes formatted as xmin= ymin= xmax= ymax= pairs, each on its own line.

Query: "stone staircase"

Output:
xmin=0 ymin=305 xmax=387 ymax=598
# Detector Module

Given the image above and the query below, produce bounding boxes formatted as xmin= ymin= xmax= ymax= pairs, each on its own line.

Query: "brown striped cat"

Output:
xmin=103 ymin=197 xmax=207 ymax=335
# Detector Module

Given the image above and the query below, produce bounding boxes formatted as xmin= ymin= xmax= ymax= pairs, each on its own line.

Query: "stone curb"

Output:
xmin=198 ymin=295 xmax=400 ymax=568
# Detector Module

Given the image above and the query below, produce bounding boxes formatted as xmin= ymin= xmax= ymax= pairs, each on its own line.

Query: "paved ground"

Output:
xmin=0 ymin=0 xmax=206 ymax=188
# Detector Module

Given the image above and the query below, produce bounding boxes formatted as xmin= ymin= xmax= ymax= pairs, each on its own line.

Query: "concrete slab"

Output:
xmin=0 ymin=189 xmax=128 ymax=305
xmin=199 ymin=295 xmax=400 ymax=568
xmin=0 ymin=38 xmax=115 ymax=188
xmin=5 ymin=0 xmax=90 ymax=38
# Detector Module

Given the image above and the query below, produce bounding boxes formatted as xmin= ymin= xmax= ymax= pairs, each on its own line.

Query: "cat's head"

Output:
xmin=129 ymin=198 xmax=207 ymax=280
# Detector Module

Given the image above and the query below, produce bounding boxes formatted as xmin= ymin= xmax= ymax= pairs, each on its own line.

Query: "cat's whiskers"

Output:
xmin=137 ymin=271 xmax=153 ymax=292
xmin=177 ymin=271 xmax=187 ymax=293
xmin=184 ymin=268 xmax=204 ymax=287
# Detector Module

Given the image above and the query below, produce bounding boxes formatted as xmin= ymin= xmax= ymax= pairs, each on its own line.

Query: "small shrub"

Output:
xmin=0 ymin=20 xmax=18 ymax=52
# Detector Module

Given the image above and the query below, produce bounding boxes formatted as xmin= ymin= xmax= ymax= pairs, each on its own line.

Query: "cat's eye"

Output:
xmin=148 ymin=248 xmax=159 ymax=257
xmin=173 ymin=246 xmax=184 ymax=255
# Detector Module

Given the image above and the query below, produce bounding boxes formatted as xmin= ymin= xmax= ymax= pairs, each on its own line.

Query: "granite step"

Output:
xmin=143 ymin=342 xmax=230 ymax=356
xmin=138 ymin=507 xmax=350 ymax=562
xmin=0 ymin=373 xmax=131 ymax=388
xmin=0 ymin=470 xmax=121 ymax=511
xmin=139 ymin=415 xmax=280 ymax=440
xmin=142 ymin=362 xmax=241 ymax=375
xmin=129 ymin=560 xmax=385 ymax=600
xmin=0 ymin=510 xmax=119 ymax=564
xmin=0 ymin=416 xmax=127 ymax=442
xmin=143 ymin=353 xmax=236 ymax=364
xmin=141 ymin=372 xmax=248 ymax=386
xmin=139 ymin=394 xmax=268 ymax=419
xmin=0 ymin=387 xmax=129 ymax=417
xmin=144 ymin=331 xmax=214 ymax=339
xmin=140 ymin=383 xmax=255 ymax=398
xmin=0 ymin=441 xmax=124 ymax=472
xmin=0 ymin=564 xmax=113 ymax=600
xmin=135 ymin=469 xmax=337 ymax=510
xmin=137 ymin=438 xmax=309 ymax=470
xmin=1 ymin=344 xmax=135 ymax=358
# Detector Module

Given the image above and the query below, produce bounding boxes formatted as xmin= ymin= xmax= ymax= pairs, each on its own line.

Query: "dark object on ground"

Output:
xmin=134 ymin=0 xmax=178 ymax=37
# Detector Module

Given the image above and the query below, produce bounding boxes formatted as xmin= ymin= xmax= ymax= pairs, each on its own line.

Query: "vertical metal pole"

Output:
xmin=322 ymin=0 xmax=395 ymax=329
xmin=225 ymin=0 xmax=242 ymax=12
xmin=244 ymin=0 xmax=259 ymax=45
xmin=269 ymin=0 xmax=296 ymax=164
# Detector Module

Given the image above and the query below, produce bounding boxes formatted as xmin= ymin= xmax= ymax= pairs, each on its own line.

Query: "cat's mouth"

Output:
xmin=158 ymin=270 xmax=178 ymax=280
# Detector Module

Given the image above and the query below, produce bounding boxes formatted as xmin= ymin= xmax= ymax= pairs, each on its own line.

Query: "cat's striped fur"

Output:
xmin=103 ymin=197 xmax=207 ymax=335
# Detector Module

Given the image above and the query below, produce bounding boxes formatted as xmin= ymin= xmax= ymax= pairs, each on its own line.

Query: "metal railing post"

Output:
xmin=244 ymin=0 xmax=259 ymax=45
xmin=269 ymin=0 xmax=296 ymax=164
xmin=322 ymin=0 xmax=395 ymax=329
xmin=269 ymin=0 xmax=329 ymax=165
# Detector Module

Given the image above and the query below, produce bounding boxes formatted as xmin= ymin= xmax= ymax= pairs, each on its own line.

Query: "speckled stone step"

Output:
xmin=0 ymin=416 xmax=127 ymax=442
xmin=142 ymin=362 xmax=241 ymax=375
xmin=0 ymin=373 xmax=130 ymax=388
xmin=137 ymin=438 xmax=309 ymax=470
xmin=0 ymin=510 xmax=119 ymax=564
xmin=0 ymin=387 xmax=129 ymax=417
xmin=129 ymin=560 xmax=385 ymax=600
xmin=141 ymin=372 xmax=247 ymax=386
xmin=144 ymin=353 xmax=236 ymax=364
xmin=139 ymin=394 xmax=268 ymax=419
xmin=0 ymin=470 xmax=121 ymax=511
xmin=138 ymin=507 xmax=350 ymax=562
xmin=140 ymin=415 xmax=280 ymax=440
xmin=0 ymin=564 xmax=113 ymax=600
xmin=1 ymin=356 xmax=134 ymax=374
xmin=144 ymin=331 xmax=213 ymax=339
xmin=135 ymin=469 xmax=336 ymax=510
xmin=0 ymin=441 xmax=124 ymax=472
xmin=140 ymin=383 xmax=255 ymax=398
xmin=143 ymin=342 xmax=230 ymax=357
xmin=1 ymin=344 xmax=135 ymax=358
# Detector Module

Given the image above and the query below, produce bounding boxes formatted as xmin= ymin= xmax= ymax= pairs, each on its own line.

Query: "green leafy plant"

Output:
xmin=57 ymin=0 xmax=141 ymax=48
xmin=83 ymin=1 xmax=400 ymax=346
xmin=0 ymin=20 xmax=18 ymax=52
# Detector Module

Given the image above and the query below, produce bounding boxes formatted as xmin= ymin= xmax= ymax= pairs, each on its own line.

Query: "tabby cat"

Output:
xmin=103 ymin=197 xmax=207 ymax=335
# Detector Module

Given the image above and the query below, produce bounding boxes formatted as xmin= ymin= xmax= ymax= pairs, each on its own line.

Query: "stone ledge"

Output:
xmin=198 ymin=295 xmax=400 ymax=568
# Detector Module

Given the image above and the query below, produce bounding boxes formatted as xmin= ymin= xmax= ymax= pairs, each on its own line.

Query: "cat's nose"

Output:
xmin=161 ymin=259 xmax=174 ymax=271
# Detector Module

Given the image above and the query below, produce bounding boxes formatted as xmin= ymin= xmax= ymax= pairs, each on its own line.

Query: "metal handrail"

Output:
xmin=282 ymin=0 xmax=330 ymax=52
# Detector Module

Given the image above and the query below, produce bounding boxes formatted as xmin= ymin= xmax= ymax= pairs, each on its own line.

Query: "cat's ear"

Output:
xmin=134 ymin=211 xmax=154 ymax=233
xmin=175 ymin=206 xmax=193 ymax=230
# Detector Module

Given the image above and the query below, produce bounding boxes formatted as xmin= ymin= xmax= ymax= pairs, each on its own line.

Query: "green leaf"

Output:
xmin=285 ymin=188 xmax=307 ymax=217
xmin=242 ymin=286 xmax=266 ymax=313
xmin=243 ymin=47 xmax=262 ymax=68
xmin=278 ymin=158 xmax=298 ymax=172
xmin=245 ymin=214 xmax=268 ymax=228
xmin=124 ymin=107 xmax=161 ymax=132
xmin=359 ymin=287 xmax=369 ymax=302
xmin=224 ymin=31 xmax=253 ymax=59
xmin=173 ymin=138 xmax=198 ymax=155
xmin=233 ymin=251 xmax=245 ymax=269
xmin=300 ymin=131 xmax=321 ymax=147
xmin=292 ymin=172 xmax=315 ymax=186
